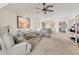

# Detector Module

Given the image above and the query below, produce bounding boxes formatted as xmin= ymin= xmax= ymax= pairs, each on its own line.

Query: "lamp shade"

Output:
xmin=4 ymin=25 xmax=12 ymax=33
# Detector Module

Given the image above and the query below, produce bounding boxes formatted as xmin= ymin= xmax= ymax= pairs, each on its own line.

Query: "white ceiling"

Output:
xmin=2 ymin=3 xmax=79 ymax=20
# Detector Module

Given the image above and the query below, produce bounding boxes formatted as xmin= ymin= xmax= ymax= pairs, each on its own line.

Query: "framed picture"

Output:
xmin=17 ymin=16 xmax=30 ymax=28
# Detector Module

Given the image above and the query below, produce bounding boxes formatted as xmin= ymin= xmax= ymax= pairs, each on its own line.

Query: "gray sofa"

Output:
xmin=40 ymin=28 xmax=52 ymax=37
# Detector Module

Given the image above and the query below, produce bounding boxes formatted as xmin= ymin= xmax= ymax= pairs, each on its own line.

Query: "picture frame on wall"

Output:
xmin=17 ymin=16 xmax=30 ymax=28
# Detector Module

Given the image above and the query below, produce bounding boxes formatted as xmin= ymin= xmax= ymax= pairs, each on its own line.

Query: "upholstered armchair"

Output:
xmin=0 ymin=32 xmax=31 ymax=55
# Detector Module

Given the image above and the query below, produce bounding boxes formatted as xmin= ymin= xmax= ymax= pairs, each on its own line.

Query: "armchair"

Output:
xmin=0 ymin=32 xmax=31 ymax=55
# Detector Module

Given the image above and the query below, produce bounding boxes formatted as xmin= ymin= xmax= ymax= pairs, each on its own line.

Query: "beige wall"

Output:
xmin=0 ymin=9 xmax=42 ymax=34
xmin=0 ymin=9 xmax=17 ymax=34
xmin=0 ymin=9 xmax=69 ymax=34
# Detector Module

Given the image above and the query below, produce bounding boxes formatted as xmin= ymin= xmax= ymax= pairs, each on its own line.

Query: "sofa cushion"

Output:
xmin=3 ymin=33 xmax=15 ymax=49
xmin=23 ymin=33 xmax=34 ymax=40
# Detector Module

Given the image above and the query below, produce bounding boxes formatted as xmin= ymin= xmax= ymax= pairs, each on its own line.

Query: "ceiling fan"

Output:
xmin=36 ymin=3 xmax=54 ymax=14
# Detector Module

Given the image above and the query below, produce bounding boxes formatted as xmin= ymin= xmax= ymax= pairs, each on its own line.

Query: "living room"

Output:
xmin=0 ymin=3 xmax=79 ymax=55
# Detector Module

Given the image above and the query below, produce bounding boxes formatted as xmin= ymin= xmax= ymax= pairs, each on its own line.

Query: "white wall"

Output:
xmin=1 ymin=3 xmax=79 ymax=34
xmin=0 ymin=9 xmax=17 ymax=34
xmin=0 ymin=8 xmax=70 ymax=34
xmin=0 ymin=9 xmax=43 ymax=34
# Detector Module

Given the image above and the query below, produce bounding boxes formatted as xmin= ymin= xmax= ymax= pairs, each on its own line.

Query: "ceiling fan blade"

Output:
xmin=46 ymin=5 xmax=53 ymax=9
xmin=46 ymin=10 xmax=54 ymax=12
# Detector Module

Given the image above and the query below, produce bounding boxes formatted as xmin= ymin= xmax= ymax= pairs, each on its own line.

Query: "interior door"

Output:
xmin=59 ymin=22 xmax=66 ymax=32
